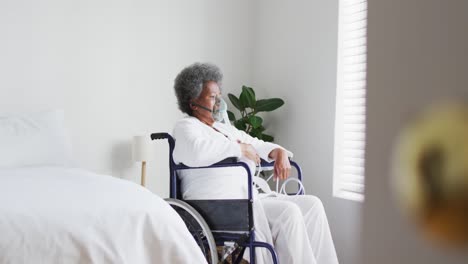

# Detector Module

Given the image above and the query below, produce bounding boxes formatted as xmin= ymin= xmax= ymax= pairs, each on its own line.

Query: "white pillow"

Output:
xmin=0 ymin=110 xmax=73 ymax=168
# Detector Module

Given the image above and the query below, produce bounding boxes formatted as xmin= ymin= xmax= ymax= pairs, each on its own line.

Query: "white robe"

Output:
xmin=173 ymin=116 xmax=339 ymax=264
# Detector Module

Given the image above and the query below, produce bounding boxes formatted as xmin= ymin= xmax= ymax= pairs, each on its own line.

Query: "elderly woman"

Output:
xmin=172 ymin=62 xmax=339 ymax=264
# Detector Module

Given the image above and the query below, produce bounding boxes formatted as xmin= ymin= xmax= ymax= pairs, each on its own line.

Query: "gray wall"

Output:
xmin=361 ymin=0 xmax=468 ymax=263
xmin=252 ymin=1 xmax=361 ymax=263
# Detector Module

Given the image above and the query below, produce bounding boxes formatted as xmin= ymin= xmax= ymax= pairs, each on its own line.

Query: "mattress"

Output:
xmin=0 ymin=166 xmax=206 ymax=263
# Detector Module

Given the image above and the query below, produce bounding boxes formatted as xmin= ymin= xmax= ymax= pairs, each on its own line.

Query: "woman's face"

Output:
xmin=191 ymin=81 xmax=221 ymax=123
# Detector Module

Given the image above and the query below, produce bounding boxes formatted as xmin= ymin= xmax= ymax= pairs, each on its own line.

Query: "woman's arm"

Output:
xmin=233 ymin=128 xmax=293 ymax=180
xmin=173 ymin=120 xmax=242 ymax=167
xmin=234 ymin=129 xmax=293 ymax=162
xmin=268 ymin=148 xmax=292 ymax=180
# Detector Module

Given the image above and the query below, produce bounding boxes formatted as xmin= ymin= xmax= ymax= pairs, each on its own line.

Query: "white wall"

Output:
xmin=251 ymin=1 xmax=361 ymax=263
xmin=362 ymin=0 xmax=468 ymax=263
xmin=0 ymin=0 xmax=255 ymax=197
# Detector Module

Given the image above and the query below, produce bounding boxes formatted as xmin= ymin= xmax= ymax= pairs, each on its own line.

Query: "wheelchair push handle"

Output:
xmin=150 ymin=132 xmax=175 ymax=151
xmin=150 ymin=132 xmax=171 ymax=141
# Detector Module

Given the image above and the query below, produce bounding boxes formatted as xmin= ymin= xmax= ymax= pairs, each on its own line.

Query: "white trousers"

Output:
xmin=245 ymin=195 xmax=339 ymax=264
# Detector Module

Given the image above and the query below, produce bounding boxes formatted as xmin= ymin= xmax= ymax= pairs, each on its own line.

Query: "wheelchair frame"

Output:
xmin=151 ymin=132 xmax=304 ymax=264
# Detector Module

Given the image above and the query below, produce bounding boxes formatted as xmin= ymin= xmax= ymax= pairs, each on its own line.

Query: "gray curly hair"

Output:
xmin=174 ymin=62 xmax=223 ymax=115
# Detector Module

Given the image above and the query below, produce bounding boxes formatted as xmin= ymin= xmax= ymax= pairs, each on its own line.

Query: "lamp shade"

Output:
xmin=132 ymin=135 xmax=153 ymax=162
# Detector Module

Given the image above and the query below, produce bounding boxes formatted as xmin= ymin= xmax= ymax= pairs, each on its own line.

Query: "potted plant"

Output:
xmin=227 ymin=86 xmax=284 ymax=142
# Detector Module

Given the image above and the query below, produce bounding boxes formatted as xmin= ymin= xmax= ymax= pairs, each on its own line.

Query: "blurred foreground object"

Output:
xmin=393 ymin=102 xmax=468 ymax=247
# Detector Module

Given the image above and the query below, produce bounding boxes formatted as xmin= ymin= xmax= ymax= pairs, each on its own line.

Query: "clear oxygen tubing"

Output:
xmin=253 ymin=163 xmax=305 ymax=196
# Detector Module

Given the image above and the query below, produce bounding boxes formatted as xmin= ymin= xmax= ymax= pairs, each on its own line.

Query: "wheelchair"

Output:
xmin=151 ymin=132 xmax=304 ymax=264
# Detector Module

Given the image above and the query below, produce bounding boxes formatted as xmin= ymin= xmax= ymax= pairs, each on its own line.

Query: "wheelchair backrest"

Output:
xmin=150 ymin=132 xmax=254 ymax=232
xmin=150 ymin=132 xmax=180 ymax=199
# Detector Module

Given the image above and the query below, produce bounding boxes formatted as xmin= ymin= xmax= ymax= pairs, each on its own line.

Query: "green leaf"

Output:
xmin=244 ymin=86 xmax=255 ymax=98
xmin=227 ymin=110 xmax=236 ymax=121
xmin=250 ymin=125 xmax=265 ymax=134
xmin=255 ymin=98 xmax=284 ymax=112
xmin=228 ymin=93 xmax=244 ymax=111
xmin=248 ymin=128 xmax=257 ymax=136
xmin=249 ymin=130 xmax=262 ymax=139
xmin=239 ymin=86 xmax=256 ymax=108
xmin=247 ymin=115 xmax=263 ymax=129
xmin=249 ymin=126 xmax=265 ymax=139
xmin=261 ymin=133 xmax=274 ymax=142
xmin=234 ymin=119 xmax=247 ymax=131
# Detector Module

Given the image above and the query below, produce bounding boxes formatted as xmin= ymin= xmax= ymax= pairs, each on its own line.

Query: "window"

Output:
xmin=333 ymin=0 xmax=367 ymax=201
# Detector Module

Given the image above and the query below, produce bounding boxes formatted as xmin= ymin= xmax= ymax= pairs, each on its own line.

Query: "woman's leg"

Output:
xmin=277 ymin=195 xmax=339 ymax=264
xmin=243 ymin=200 xmax=274 ymax=264
xmin=260 ymin=198 xmax=317 ymax=264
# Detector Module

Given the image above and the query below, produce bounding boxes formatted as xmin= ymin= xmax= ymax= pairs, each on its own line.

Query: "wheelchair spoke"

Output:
xmin=165 ymin=198 xmax=219 ymax=264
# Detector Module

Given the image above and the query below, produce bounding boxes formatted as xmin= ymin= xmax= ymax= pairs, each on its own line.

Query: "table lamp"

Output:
xmin=132 ymin=135 xmax=153 ymax=187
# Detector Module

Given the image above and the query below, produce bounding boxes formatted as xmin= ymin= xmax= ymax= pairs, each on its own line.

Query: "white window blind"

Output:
xmin=333 ymin=0 xmax=367 ymax=202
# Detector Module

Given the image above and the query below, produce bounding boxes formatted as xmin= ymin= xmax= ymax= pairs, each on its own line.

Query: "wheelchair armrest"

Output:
xmin=260 ymin=159 xmax=274 ymax=167
xmin=174 ymin=158 xmax=304 ymax=199
xmin=174 ymin=157 xmax=248 ymax=171
xmin=212 ymin=157 xmax=239 ymax=164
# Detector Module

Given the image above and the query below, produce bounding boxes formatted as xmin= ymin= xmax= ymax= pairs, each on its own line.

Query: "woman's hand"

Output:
xmin=269 ymin=148 xmax=291 ymax=180
xmin=239 ymin=143 xmax=260 ymax=165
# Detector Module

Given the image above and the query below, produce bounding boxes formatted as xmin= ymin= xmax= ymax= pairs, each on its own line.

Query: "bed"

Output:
xmin=0 ymin=166 xmax=207 ymax=263
xmin=0 ymin=110 xmax=206 ymax=263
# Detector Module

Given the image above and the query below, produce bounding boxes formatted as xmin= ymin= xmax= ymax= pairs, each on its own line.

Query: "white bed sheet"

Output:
xmin=0 ymin=166 xmax=206 ymax=264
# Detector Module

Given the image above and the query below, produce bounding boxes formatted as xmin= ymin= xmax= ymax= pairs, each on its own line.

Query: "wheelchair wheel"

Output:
xmin=165 ymin=198 xmax=219 ymax=264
